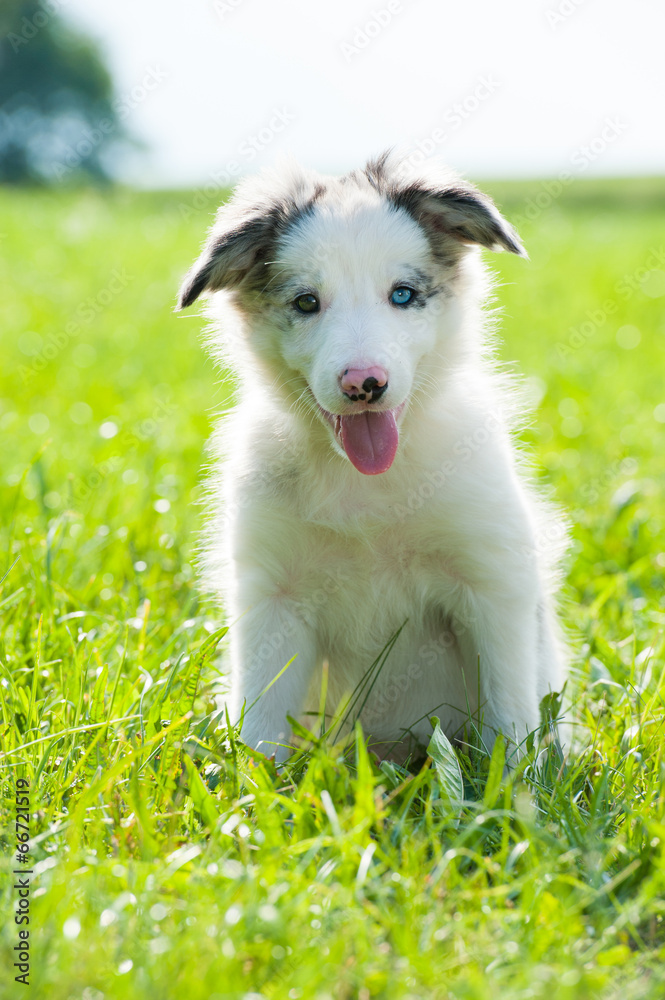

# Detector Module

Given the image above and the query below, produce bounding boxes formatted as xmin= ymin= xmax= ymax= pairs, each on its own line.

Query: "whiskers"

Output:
xmin=279 ymin=375 xmax=321 ymax=430
xmin=411 ymin=369 xmax=441 ymax=411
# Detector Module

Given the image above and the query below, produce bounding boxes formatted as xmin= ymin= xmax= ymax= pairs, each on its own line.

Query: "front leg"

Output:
xmin=226 ymin=595 xmax=318 ymax=762
xmin=455 ymin=586 xmax=543 ymax=754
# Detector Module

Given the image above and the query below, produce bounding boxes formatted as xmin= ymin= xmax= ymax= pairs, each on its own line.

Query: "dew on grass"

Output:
xmin=1 ymin=412 xmax=18 ymax=431
xmin=221 ymin=814 xmax=241 ymax=836
xmin=561 ymin=416 xmax=583 ymax=438
xmin=224 ymin=905 xmax=242 ymax=925
xmin=82 ymin=989 xmax=104 ymax=1000
xmin=619 ymin=424 xmax=639 ymax=445
xmin=616 ymin=325 xmax=641 ymax=349
xmin=63 ymin=917 xmax=81 ymax=939
xmin=29 ymin=413 xmax=49 ymax=434
xmin=69 ymin=401 xmax=93 ymax=424
xmin=558 ymin=397 xmax=579 ymax=418
xmin=115 ymin=892 xmax=137 ymax=909
xmin=33 ymin=857 xmax=58 ymax=876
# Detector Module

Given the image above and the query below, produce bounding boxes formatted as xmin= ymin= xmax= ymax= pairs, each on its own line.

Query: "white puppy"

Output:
xmin=177 ymin=152 xmax=568 ymax=762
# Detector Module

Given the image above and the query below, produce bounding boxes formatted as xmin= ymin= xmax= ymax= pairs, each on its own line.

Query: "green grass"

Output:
xmin=1 ymin=177 xmax=665 ymax=999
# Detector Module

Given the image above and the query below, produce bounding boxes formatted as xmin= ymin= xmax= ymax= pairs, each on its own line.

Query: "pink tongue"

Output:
xmin=340 ymin=410 xmax=399 ymax=475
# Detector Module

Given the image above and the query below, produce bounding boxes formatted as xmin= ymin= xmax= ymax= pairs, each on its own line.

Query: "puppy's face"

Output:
xmin=177 ymin=154 xmax=524 ymax=475
xmin=259 ymin=195 xmax=445 ymax=473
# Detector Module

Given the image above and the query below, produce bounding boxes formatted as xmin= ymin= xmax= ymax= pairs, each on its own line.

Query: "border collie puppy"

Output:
xmin=177 ymin=152 xmax=568 ymax=762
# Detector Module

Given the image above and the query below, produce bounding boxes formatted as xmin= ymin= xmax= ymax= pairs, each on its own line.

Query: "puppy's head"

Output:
xmin=177 ymin=152 xmax=524 ymax=475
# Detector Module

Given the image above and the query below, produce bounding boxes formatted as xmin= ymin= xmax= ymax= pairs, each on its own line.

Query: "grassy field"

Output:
xmin=1 ymin=176 xmax=665 ymax=999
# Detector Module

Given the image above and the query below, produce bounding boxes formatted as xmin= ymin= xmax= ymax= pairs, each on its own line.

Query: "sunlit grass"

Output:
xmin=1 ymin=178 xmax=665 ymax=999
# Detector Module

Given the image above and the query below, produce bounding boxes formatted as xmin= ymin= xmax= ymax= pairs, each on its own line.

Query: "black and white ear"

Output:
xmin=392 ymin=181 xmax=526 ymax=258
xmin=176 ymin=209 xmax=276 ymax=310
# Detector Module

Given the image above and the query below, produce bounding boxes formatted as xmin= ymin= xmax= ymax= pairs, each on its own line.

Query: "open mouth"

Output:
xmin=317 ymin=402 xmax=406 ymax=476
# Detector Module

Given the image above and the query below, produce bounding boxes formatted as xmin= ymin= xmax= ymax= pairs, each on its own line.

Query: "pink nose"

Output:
xmin=340 ymin=366 xmax=389 ymax=402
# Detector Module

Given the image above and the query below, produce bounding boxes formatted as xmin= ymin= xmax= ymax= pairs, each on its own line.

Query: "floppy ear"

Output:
xmin=391 ymin=181 xmax=526 ymax=257
xmin=176 ymin=210 xmax=277 ymax=310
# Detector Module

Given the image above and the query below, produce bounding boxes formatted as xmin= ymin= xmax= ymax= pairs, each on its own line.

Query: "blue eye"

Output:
xmin=391 ymin=286 xmax=414 ymax=306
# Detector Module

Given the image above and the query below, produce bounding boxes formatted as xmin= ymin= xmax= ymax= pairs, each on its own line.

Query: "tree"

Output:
xmin=0 ymin=0 xmax=123 ymax=183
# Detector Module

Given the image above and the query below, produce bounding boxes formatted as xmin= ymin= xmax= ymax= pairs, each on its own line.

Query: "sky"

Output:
xmin=63 ymin=0 xmax=665 ymax=188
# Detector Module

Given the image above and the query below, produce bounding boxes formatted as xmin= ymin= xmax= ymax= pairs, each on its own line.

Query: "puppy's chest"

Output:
xmin=256 ymin=465 xmax=469 ymax=613
xmin=284 ymin=520 xmax=463 ymax=678
xmin=292 ymin=520 xmax=455 ymax=622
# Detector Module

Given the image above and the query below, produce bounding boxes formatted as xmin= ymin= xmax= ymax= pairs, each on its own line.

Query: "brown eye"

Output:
xmin=293 ymin=293 xmax=320 ymax=314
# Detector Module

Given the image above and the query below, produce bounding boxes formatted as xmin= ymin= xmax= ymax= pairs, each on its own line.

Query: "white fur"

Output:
xmin=178 ymin=154 xmax=569 ymax=762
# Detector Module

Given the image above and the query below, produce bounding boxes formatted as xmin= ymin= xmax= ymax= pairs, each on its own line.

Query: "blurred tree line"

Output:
xmin=0 ymin=0 xmax=123 ymax=183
